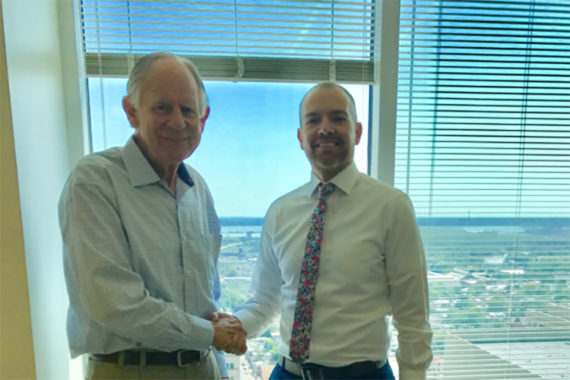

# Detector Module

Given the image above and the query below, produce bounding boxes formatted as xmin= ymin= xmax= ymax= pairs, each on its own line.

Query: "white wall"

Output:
xmin=0 ymin=3 xmax=36 ymax=378
xmin=2 ymin=0 xmax=85 ymax=378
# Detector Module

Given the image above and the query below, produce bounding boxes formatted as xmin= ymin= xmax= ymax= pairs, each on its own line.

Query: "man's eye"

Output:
xmin=332 ymin=115 xmax=347 ymax=122
xmin=155 ymin=104 xmax=171 ymax=113
xmin=180 ymin=107 xmax=196 ymax=117
xmin=305 ymin=118 xmax=319 ymax=125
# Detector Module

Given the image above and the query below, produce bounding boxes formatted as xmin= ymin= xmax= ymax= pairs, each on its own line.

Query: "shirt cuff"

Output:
xmin=398 ymin=368 xmax=426 ymax=380
xmin=189 ymin=316 xmax=215 ymax=350
xmin=232 ymin=310 xmax=257 ymax=337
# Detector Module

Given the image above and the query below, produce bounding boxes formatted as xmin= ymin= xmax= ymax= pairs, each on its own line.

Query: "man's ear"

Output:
xmin=122 ymin=96 xmax=139 ymax=128
xmin=354 ymin=122 xmax=363 ymax=145
xmin=199 ymin=106 xmax=211 ymax=132
xmin=297 ymin=128 xmax=305 ymax=150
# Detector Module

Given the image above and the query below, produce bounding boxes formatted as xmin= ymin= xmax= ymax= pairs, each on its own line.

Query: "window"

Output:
xmin=397 ymin=0 xmax=570 ymax=378
xmin=79 ymin=0 xmax=569 ymax=379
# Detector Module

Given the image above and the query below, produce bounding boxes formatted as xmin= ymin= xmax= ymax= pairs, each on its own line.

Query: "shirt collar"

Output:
xmin=122 ymin=136 xmax=194 ymax=188
xmin=308 ymin=162 xmax=360 ymax=198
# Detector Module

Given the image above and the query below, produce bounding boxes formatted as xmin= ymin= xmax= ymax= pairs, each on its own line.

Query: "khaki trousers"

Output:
xmin=85 ymin=351 xmax=221 ymax=380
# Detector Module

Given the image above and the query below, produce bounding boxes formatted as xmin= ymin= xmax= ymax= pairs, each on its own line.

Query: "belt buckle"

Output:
xmin=176 ymin=350 xmax=193 ymax=367
xmin=301 ymin=363 xmax=323 ymax=380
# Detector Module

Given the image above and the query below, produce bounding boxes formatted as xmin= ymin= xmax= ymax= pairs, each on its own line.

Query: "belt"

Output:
xmin=91 ymin=349 xmax=206 ymax=367
xmin=279 ymin=356 xmax=383 ymax=379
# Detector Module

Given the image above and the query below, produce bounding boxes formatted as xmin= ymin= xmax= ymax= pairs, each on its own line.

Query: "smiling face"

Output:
xmin=122 ymin=56 xmax=209 ymax=180
xmin=298 ymin=84 xmax=362 ymax=182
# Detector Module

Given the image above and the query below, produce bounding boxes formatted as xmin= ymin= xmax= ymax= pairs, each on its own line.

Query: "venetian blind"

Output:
xmin=80 ymin=0 xmax=375 ymax=82
xmin=395 ymin=1 xmax=570 ymax=378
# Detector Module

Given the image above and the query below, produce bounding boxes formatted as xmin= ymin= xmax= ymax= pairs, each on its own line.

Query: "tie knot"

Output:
xmin=318 ymin=182 xmax=336 ymax=199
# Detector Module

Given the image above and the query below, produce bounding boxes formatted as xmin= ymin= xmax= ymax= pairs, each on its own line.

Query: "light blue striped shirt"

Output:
xmin=60 ymin=137 xmax=223 ymax=360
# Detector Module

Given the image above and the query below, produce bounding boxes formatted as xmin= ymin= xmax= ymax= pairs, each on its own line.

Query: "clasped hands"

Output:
xmin=211 ymin=312 xmax=247 ymax=355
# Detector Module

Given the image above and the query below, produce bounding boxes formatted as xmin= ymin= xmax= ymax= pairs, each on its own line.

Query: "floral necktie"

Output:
xmin=289 ymin=182 xmax=336 ymax=362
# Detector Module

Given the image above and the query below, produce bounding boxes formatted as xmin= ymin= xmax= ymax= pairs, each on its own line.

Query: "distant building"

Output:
xmin=224 ymin=354 xmax=255 ymax=380
xmin=484 ymin=253 xmax=507 ymax=266
xmin=224 ymin=354 xmax=241 ymax=380
xmin=428 ymin=271 xmax=462 ymax=289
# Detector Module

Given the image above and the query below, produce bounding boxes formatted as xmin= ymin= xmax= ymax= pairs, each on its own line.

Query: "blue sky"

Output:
xmin=88 ymin=79 xmax=369 ymax=217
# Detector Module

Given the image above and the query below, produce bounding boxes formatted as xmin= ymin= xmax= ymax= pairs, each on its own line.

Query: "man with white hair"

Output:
xmin=60 ymin=52 xmax=246 ymax=379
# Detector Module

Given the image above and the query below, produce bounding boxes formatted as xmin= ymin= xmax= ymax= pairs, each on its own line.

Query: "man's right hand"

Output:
xmin=211 ymin=312 xmax=247 ymax=355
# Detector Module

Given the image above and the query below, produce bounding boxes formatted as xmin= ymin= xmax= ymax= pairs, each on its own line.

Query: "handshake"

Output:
xmin=210 ymin=312 xmax=248 ymax=355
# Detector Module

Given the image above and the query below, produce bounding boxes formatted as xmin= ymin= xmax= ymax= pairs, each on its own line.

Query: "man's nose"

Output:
xmin=169 ymin=108 xmax=186 ymax=129
xmin=317 ymin=119 xmax=333 ymax=135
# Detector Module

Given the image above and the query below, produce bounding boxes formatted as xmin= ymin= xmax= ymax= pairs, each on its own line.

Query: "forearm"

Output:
xmin=394 ymin=317 xmax=433 ymax=379
xmin=389 ymin=257 xmax=433 ymax=375
xmin=385 ymin=192 xmax=433 ymax=376
xmin=71 ymin=262 xmax=216 ymax=351
xmin=234 ymin=218 xmax=282 ymax=337
xmin=233 ymin=294 xmax=280 ymax=337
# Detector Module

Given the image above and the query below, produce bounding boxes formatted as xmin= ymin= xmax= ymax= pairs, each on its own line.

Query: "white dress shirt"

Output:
xmin=234 ymin=163 xmax=432 ymax=379
xmin=60 ymin=137 xmax=222 ymax=359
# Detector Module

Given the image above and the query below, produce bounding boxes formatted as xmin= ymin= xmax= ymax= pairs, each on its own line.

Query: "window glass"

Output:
xmin=396 ymin=1 xmax=570 ymax=378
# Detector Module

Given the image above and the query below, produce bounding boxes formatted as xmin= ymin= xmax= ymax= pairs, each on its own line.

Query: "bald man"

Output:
xmin=231 ymin=82 xmax=432 ymax=379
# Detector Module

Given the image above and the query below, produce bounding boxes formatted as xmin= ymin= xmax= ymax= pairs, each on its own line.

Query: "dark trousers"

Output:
xmin=269 ymin=360 xmax=395 ymax=380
